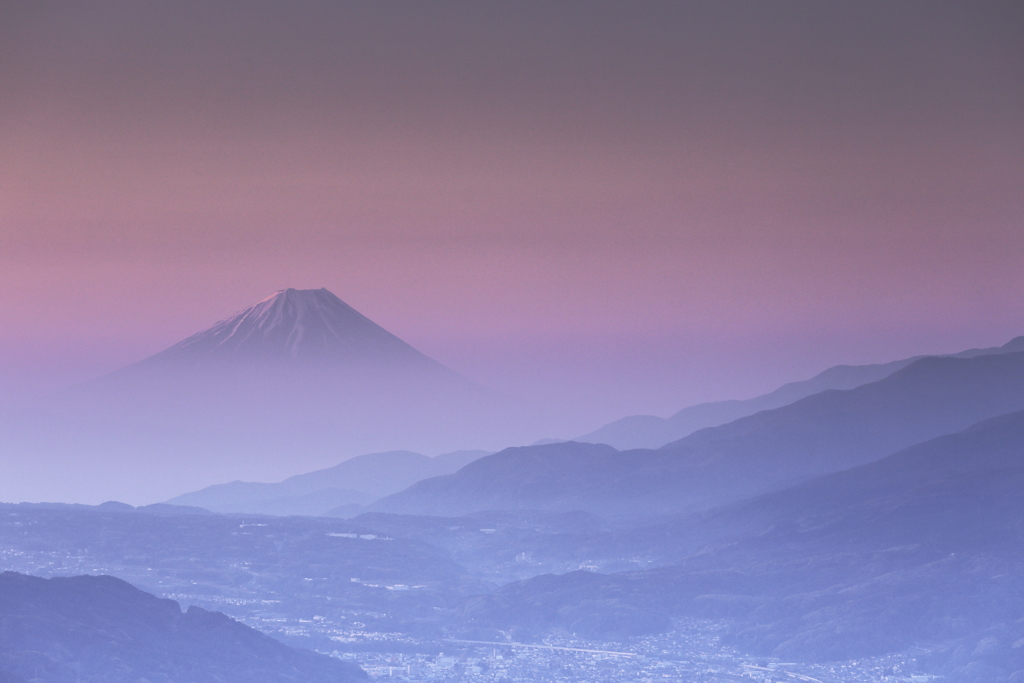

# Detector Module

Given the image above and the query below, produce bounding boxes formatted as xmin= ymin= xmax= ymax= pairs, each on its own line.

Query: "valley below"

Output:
xmin=4 ymin=292 xmax=1024 ymax=683
xmin=0 ymin=503 xmax=925 ymax=683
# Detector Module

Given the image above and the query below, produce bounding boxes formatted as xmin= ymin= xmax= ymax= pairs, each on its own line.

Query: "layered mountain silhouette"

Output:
xmin=0 ymin=572 xmax=365 ymax=683
xmin=167 ymin=448 xmax=490 ymax=516
xmin=374 ymin=351 xmax=1024 ymax=517
xmin=0 ymin=289 xmax=550 ymax=504
xmin=578 ymin=335 xmax=1024 ymax=449
xmin=133 ymin=327 xmax=1024 ymax=518
xmin=460 ymin=408 xmax=1024 ymax=680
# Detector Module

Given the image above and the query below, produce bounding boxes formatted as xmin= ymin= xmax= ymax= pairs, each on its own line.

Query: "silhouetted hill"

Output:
xmin=376 ymin=352 xmax=1024 ymax=518
xmin=578 ymin=335 xmax=1024 ymax=449
xmin=167 ymin=449 xmax=489 ymax=516
xmin=0 ymin=500 xmax=489 ymax=649
xmin=0 ymin=571 xmax=365 ymax=683
xmin=460 ymin=408 xmax=1024 ymax=681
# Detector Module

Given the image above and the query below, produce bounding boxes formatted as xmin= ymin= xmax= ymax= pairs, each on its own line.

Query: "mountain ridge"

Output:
xmin=578 ymin=335 xmax=1024 ymax=449
xmin=167 ymin=449 xmax=491 ymax=516
xmin=374 ymin=351 xmax=1024 ymax=518
xmin=459 ymin=408 xmax=1024 ymax=680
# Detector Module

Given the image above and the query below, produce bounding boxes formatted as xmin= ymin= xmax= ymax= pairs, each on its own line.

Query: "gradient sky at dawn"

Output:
xmin=2 ymin=1 xmax=1023 ymax=427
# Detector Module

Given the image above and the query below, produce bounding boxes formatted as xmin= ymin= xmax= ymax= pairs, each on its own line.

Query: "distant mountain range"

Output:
xmin=165 ymin=333 xmax=1024 ymax=520
xmin=374 ymin=351 xmax=1024 ymax=517
xmin=0 ymin=572 xmax=365 ymax=683
xmin=167 ymin=449 xmax=490 ymax=516
xmin=461 ymin=407 xmax=1024 ymax=681
xmin=0 ymin=288 xmax=550 ymax=504
xmin=7 ymin=292 xmax=1024 ymax=679
xmin=9 ymin=392 xmax=1024 ymax=679
xmin=577 ymin=336 xmax=1024 ymax=449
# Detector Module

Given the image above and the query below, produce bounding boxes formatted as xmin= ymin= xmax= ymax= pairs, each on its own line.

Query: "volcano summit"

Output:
xmin=131 ymin=288 xmax=453 ymax=371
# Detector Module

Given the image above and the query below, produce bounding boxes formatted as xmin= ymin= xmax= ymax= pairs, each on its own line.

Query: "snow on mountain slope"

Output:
xmin=0 ymin=289 xmax=550 ymax=504
xmin=149 ymin=288 xmax=430 ymax=362
xmin=139 ymin=288 xmax=440 ymax=368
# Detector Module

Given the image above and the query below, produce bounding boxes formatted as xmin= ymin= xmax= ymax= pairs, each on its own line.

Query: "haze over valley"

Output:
xmin=2 ymin=2 xmax=1022 ymax=682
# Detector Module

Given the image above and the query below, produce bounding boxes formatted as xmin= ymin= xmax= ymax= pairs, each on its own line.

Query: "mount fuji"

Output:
xmin=126 ymin=288 xmax=455 ymax=371
xmin=0 ymin=289 xmax=549 ymax=504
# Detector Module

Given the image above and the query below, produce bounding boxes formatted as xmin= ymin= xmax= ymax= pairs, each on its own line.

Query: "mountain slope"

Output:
xmin=578 ymin=335 xmax=1024 ymax=449
xmin=0 ymin=289 xmax=550 ymax=504
xmin=0 ymin=572 xmax=365 ymax=683
xmin=460 ymin=408 xmax=1024 ymax=681
xmin=375 ymin=351 xmax=1024 ymax=518
xmin=167 ymin=449 xmax=490 ymax=515
xmin=370 ymin=441 xmax=626 ymax=517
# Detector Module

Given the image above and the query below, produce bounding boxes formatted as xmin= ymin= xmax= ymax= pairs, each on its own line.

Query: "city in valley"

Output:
xmin=0 ymin=501 xmax=938 ymax=683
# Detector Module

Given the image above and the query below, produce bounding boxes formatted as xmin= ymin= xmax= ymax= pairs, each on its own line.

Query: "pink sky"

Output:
xmin=1 ymin=1 xmax=1022 ymax=429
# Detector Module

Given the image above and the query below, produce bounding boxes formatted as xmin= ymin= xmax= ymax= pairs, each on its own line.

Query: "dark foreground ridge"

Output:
xmin=0 ymin=572 xmax=366 ymax=683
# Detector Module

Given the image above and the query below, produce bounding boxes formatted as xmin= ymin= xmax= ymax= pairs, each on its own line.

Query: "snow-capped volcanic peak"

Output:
xmin=145 ymin=288 xmax=435 ymax=367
